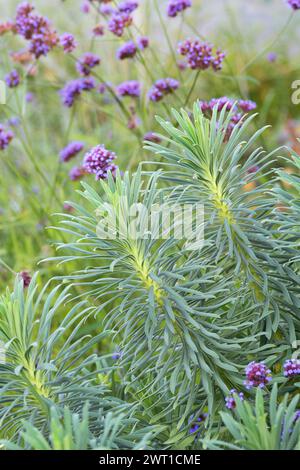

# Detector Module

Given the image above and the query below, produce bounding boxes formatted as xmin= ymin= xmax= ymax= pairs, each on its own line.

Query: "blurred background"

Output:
xmin=0 ymin=0 xmax=299 ymax=289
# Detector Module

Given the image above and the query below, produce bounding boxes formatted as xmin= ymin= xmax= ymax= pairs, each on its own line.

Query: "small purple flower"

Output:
xmin=178 ymin=39 xmax=225 ymax=71
xmin=0 ymin=125 xmax=14 ymax=150
xmin=118 ymin=1 xmax=139 ymax=14
xmin=148 ymin=78 xmax=179 ymax=102
xmin=19 ymin=271 xmax=32 ymax=288
xmin=60 ymin=141 xmax=84 ymax=162
xmin=294 ymin=410 xmax=300 ymax=421
xmin=60 ymin=77 xmax=95 ymax=107
xmin=225 ymin=389 xmax=244 ymax=410
xmin=117 ymin=40 xmax=137 ymax=60
xmin=283 ymin=358 xmax=300 ymax=378
xmin=112 ymin=347 xmax=123 ymax=360
xmin=117 ymin=80 xmax=140 ymax=97
xmin=5 ymin=69 xmax=20 ymax=88
xmin=244 ymin=361 xmax=272 ymax=389
xmin=247 ymin=165 xmax=260 ymax=174
xmin=80 ymin=1 xmax=90 ymax=13
xmin=189 ymin=413 xmax=207 ymax=434
xmin=100 ymin=4 xmax=115 ymax=16
xmin=7 ymin=117 xmax=21 ymax=127
xmin=108 ymin=12 xmax=132 ymax=37
xmin=26 ymin=92 xmax=34 ymax=103
xmin=69 ymin=165 xmax=86 ymax=181
xmin=167 ymin=0 xmax=192 ymax=18
xmin=137 ymin=36 xmax=149 ymax=50
xmin=77 ymin=52 xmax=101 ymax=76
xmin=267 ymin=52 xmax=277 ymax=63
xmin=83 ymin=144 xmax=118 ymax=180
xmin=144 ymin=132 xmax=162 ymax=143
xmin=286 ymin=0 xmax=300 ymax=10
xmin=93 ymin=24 xmax=105 ymax=36
xmin=238 ymin=99 xmax=257 ymax=112
xmin=60 ymin=33 xmax=76 ymax=53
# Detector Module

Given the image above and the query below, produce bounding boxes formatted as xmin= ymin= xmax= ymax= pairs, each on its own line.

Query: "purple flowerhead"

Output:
xmin=5 ymin=69 xmax=20 ymax=88
xmin=137 ymin=36 xmax=149 ymax=50
xmin=267 ymin=52 xmax=277 ymax=63
xmin=108 ymin=12 xmax=132 ymax=37
xmin=225 ymin=389 xmax=244 ymax=410
xmin=238 ymin=99 xmax=257 ymax=113
xmin=118 ymin=1 xmax=139 ymax=14
xmin=77 ymin=52 xmax=101 ymax=76
xmin=244 ymin=361 xmax=272 ymax=389
xmin=83 ymin=144 xmax=118 ymax=180
xmin=117 ymin=80 xmax=141 ymax=98
xmin=283 ymin=358 xmax=300 ymax=378
xmin=144 ymin=132 xmax=162 ymax=144
xmin=148 ymin=78 xmax=179 ymax=102
xmin=167 ymin=0 xmax=192 ymax=18
xmin=189 ymin=413 xmax=208 ymax=434
xmin=178 ymin=39 xmax=225 ymax=71
xmin=286 ymin=0 xmax=300 ymax=10
xmin=19 ymin=271 xmax=32 ymax=288
xmin=60 ymin=77 xmax=95 ymax=107
xmin=60 ymin=141 xmax=84 ymax=162
xmin=117 ymin=40 xmax=137 ymax=60
xmin=80 ymin=1 xmax=90 ymax=13
xmin=0 ymin=125 xmax=14 ymax=150
xmin=69 ymin=165 xmax=86 ymax=181
xmin=93 ymin=24 xmax=105 ymax=36
xmin=60 ymin=33 xmax=76 ymax=53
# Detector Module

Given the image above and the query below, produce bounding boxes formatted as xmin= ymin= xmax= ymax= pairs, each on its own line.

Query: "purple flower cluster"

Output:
xmin=60 ymin=141 xmax=84 ymax=162
xmin=108 ymin=12 xmax=132 ymax=37
xmin=5 ymin=69 xmax=20 ymax=88
xmin=69 ymin=165 xmax=86 ymax=181
xmin=117 ymin=80 xmax=141 ymax=98
xmin=19 ymin=270 xmax=32 ymax=288
xmin=117 ymin=40 xmax=137 ymax=60
xmin=137 ymin=36 xmax=149 ymax=50
xmin=238 ymin=99 xmax=257 ymax=112
xmin=93 ymin=24 xmax=105 ymax=36
xmin=148 ymin=78 xmax=179 ymax=102
xmin=77 ymin=52 xmax=101 ymax=76
xmin=167 ymin=0 xmax=192 ymax=18
xmin=60 ymin=33 xmax=76 ymax=53
xmin=283 ymin=358 xmax=300 ymax=378
xmin=0 ymin=125 xmax=14 ymax=150
xmin=118 ymin=1 xmax=139 ymax=14
xmin=178 ymin=39 xmax=225 ymax=71
xmin=144 ymin=132 xmax=162 ymax=143
xmin=83 ymin=144 xmax=118 ymax=180
xmin=60 ymin=77 xmax=95 ymax=107
xmin=15 ymin=2 xmax=58 ymax=59
xmin=287 ymin=0 xmax=300 ymax=10
xmin=189 ymin=413 xmax=208 ymax=434
xmin=225 ymin=389 xmax=244 ymax=410
xmin=244 ymin=361 xmax=272 ymax=389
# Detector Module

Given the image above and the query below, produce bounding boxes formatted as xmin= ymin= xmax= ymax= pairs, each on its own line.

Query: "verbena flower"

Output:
xmin=117 ymin=80 xmax=141 ymax=97
xmin=80 ymin=1 xmax=90 ymax=13
xmin=83 ymin=144 xmax=117 ymax=180
xmin=137 ymin=36 xmax=149 ymax=50
xmin=178 ymin=39 xmax=225 ymax=71
xmin=117 ymin=41 xmax=137 ymax=60
xmin=100 ymin=4 xmax=115 ymax=16
xmin=60 ymin=33 xmax=76 ymax=53
xmin=0 ymin=125 xmax=14 ymax=150
xmin=167 ymin=0 xmax=192 ymax=18
xmin=69 ymin=165 xmax=86 ymax=181
xmin=118 ymin=1 xmax=139 ymax=14
xmin=19 ymin=271 xmax=32 ymax=288
xmin=76 ymin=52 xmax=101 ymax=76
xmin=283 ymin=359 xmax=300 ymax=378
xmin=5 ymin=69 xmax=20 ymax=88
xmin=60 ymin=141 xmax=84 ymax=162
xmin=244 ymin=361 xmax=272 ymax=389
xmin=108 ymin=12 xmax=132 ymax=37
xmin=267 ymin=52 xmax=277 ymax=62
xmin=225 ymin=389 xmax=244 ymax=410
xmin=148 ymin=78 xmax=179 ymax=102
xmin=144 ymin=132 xmax=162 ymax=143
xmin=60 ymin=77 xmax=95 ymax=107
xmin=238 ymin=99 xmax=257 ymax=112
xmin=92 ymin=24 xmax=105 ymax=36
xmin=286 ymin=0 xmax=300 ymax=10
xmin=15 ymin=2 xmax=58 ymax=59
